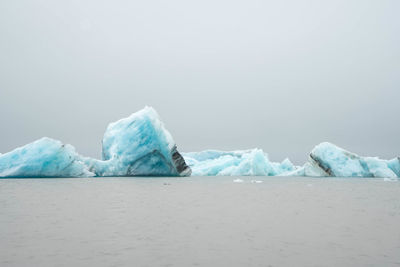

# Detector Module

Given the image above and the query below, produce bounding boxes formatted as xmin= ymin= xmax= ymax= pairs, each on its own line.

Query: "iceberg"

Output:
xmin=83 ymin=107 xmax=191 ymax=177
xmin=182 ymin=149 xmax=296 ymax=176
xmin=284 ymin=142 xmax=398 ymax=178
xmin=0 ymin=107 xmax=397 ymax=178
xmin=0 ymin=138 xmax=94 ymax=178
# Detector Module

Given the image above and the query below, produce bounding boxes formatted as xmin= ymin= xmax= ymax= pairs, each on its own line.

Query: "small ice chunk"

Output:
xmin=383 ymin=177 xmax=397 ymax=182
xmin=233 ymin=178 xmax=244 ymax=183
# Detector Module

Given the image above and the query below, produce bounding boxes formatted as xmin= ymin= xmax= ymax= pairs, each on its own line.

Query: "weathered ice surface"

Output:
xmin=84 ymin=107 xmax=191 ymax=177
xmin=183 ymin=149 xmax=296 ymax=176
xmin=285 ymin=142 xmax=398 ymax=178
xmin=0 ymin=138 xmax=94 ymax=178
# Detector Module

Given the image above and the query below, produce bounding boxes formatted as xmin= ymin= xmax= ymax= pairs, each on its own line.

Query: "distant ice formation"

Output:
xmin=0 ymin=107 xmax=398 ymax=178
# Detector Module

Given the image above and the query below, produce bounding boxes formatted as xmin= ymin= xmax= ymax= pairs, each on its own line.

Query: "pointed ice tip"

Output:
xmin=142 ymin=105 xmax=153 ymax=111
xmin=315 ymin=141 xmax=335 ymax=148
xmin=142 ymin=105 xmax=157 ymax=115
xmin=37 ymin=136 xmax=55 ymax=142
xmin=311 ymin=142 xmax=345 ymax=154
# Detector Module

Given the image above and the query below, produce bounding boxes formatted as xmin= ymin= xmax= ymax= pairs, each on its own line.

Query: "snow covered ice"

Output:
xmin=0 ymin=107 xmax=398 ymax=178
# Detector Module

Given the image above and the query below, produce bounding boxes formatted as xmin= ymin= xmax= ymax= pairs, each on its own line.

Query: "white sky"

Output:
xmin=0 ymin=0 xmax=399 ymax=163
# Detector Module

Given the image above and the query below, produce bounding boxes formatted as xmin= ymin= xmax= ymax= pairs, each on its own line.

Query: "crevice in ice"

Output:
xmin=309 ymin=154 xmax=331 ymax=176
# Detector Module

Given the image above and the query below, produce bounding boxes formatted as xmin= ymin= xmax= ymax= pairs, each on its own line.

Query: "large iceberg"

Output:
xmin=183 ymin=149 xmax=296 ymax=176
xmin=0 ymin=107 xmax=191 ymax=178
xmin=83 ymin=107 xmax=191 ymax=177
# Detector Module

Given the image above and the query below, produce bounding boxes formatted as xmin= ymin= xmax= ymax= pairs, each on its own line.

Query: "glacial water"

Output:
xmin=1 ymin=177 xmax=399 ymax=267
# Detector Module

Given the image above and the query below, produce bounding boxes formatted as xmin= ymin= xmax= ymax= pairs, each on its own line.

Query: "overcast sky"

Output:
xmin=0 ymin=0 xmax=399 ymax=164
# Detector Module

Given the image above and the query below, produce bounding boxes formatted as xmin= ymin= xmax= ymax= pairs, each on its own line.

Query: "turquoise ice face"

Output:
xmin=0 ymin=137 xmax=94 ymax=178
xmin=102 ymin=107 xmax=174 ymax=162
xmin=296 ymin=142 xmax=398 ymax=178
xmin=99 ymin=106 xmax=189 ymax=176
xmin=83 ymin=106 xmax=191 ymax=177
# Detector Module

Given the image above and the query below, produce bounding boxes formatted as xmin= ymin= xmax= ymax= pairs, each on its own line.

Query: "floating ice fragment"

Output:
xmin=383 ymin=177 xmax=398 ymax=182
xmin=233 ymin=178 xmax=244 ymax=183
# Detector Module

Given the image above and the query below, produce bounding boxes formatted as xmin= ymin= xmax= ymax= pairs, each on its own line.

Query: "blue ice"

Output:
xmin=83 ymin=106 xmax=191 ymax=177
xmin=0 ymin=107 xmax=398 ymax=178
xmin=284 ymin=142 xmax=398 ymax=178
xmin=0 ymin=138 xmax=94 ymax=178
xmin=183 ymin=149 xmax=296 ymax=176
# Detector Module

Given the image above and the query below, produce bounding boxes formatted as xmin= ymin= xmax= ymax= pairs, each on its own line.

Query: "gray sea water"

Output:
xmin=1 ymin=177 xmax=399 ymax=267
